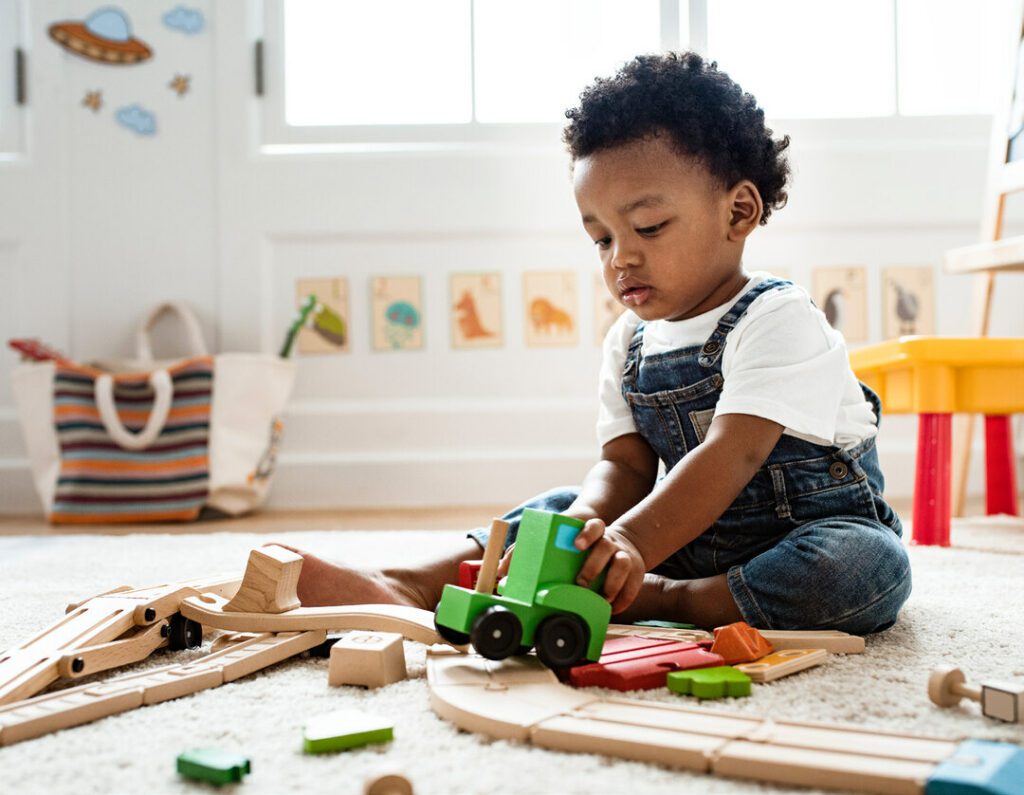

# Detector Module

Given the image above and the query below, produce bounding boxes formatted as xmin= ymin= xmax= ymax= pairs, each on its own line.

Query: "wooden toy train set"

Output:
xmin=1 ymin=510 xmax=1021 ymax=793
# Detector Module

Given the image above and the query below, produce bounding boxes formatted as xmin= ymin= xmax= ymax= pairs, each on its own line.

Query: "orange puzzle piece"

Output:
xmin=710 ymin=621 xmax=773 ymax=665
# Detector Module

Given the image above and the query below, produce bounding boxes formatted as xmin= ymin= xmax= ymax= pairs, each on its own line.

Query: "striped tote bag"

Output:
xmin=12 ymin=303 xmax=295 ymax=523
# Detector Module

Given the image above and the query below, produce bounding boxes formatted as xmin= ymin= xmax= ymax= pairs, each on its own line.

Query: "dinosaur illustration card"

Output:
xmin=451 ymin=273 xmax=503 ymax=349
xmin=593 ymin=273 xmax=624 ymax=346
xmin=882 ymin=266 xmax=934 ymax=339
xmin=371 ymin=276 xmax=424 ymax=351
xmin=524 ymin=271 xmax=578 ymax=348
xmin=812 ymin=266 xmax=868 ymax=343
xmin=295 ymin=277 xmax=350 ymax=354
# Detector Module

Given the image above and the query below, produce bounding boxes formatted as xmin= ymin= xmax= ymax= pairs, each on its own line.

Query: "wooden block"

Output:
xmin=329 ymin=631 xmax=407 ymax=689
xmin=458 ymin=560 xmax=482 ymax=590
xmin=981 ymin=681 xmax=1024 ymax=723
xmin=224 ymin=545 xmax=303 ymax=614
xmin=735 ymin=648 xmax=827 ymax=683
xmin=303 ymin=710 xmax=393 ymax=754
xmin=176 ymin=749 xmax=251 ymax=786
xmin=927 ymin=739 xmax=1024 ymax=794
xmin=667 ymin=666 xmax=752 ymax=699
xmin=758 ymin=630 xmax=864 ymax=655
xmin=710 ymin=622 xmax=774 ymax=665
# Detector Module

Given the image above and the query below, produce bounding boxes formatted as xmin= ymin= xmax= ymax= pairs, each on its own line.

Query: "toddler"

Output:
xmin=284 ymin=52 xmax=911 ymax=635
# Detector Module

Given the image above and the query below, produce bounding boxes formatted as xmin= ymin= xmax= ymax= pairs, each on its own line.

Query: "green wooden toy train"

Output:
xmin=434 ymin=509 xmax=611 ymax=668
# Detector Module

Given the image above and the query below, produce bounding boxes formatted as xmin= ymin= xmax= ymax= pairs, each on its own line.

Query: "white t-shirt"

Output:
xmin=597 ymin=272 xmax=877 ymax=450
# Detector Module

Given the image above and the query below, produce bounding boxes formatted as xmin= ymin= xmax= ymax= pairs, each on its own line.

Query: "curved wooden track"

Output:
xmin=425 ymin=647 xmax=998 ymax=795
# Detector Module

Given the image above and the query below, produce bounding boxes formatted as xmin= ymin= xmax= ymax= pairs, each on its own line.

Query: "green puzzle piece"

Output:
xmin=667 ymin=666 xmax=752 ymax=699
xmin=303 ymin=710 xmax=394 ymax=754
xmin=176 ymin=748 xmax=251 ymax=786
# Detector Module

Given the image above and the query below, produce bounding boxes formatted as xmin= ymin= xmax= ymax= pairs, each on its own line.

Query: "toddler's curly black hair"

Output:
xmin=563 ymin=51 xmax=790 ymax=225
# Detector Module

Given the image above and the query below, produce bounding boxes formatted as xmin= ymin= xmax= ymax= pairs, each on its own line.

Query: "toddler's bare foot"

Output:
xmin=271 ymin=544 xmax=430 ymax=610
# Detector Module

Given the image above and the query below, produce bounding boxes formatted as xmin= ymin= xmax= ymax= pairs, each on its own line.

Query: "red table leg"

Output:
xmin=913 ymin=413 xmax=951 ymax=546
xmin=985 ymin=415 xmax=1019 ymax=516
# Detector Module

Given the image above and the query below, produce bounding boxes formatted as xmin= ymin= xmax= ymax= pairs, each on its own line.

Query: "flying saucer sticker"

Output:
xmin=593 ymin=272 xmax=624 ymax=346
xmin=882 ymin=266 xmax=934 ymax=338
xmin=296 ymin=277 xmax=350 ymax=355
xmin=163 ymin=6 xmax=204 ymax=35
xmin=812 ymin=266 xmax=867 ymax=343
xmin=372 ymin=277 xmax=424 ymax=351
xmin=49 ymin=7 xmax=152 ymax=65
xmin=116 ymin=104 xmax=156 ymax=136
xmin=524 ymin=271 xmax=578 ymax=348
xmin=451 ymin=273 xmax=502 ymax=349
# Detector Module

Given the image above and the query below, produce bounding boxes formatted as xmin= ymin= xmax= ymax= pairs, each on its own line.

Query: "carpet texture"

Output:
xmin=1 ymin=519 xmax=1023 ymax=795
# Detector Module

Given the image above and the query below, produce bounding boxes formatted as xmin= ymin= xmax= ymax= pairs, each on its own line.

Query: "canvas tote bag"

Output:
xmin=12 ymin=302 xmax=296 ymax=523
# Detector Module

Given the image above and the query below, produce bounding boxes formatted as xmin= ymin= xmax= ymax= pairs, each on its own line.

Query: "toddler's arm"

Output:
xmin=576 ymin=413 xmax=784 ymax=611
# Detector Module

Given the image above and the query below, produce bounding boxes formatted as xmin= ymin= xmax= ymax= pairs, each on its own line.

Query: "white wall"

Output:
xmin=1 ymin=1 xmax=1022 ymax=514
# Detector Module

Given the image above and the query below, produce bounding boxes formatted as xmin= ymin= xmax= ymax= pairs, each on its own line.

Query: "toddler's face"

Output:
xmin=573 ymin=135 xmax=745 ymax=322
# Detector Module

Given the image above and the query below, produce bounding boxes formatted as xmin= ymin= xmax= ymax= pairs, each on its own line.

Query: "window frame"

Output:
xmin=257 ymin=0 xmax=1001 ymax=156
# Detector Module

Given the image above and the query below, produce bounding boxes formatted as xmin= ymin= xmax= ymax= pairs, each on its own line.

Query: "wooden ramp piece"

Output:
xmin=224 ymin=545 xmax=302 ymax=614
xmin=181 ymin=593 xmax=449 ymax=647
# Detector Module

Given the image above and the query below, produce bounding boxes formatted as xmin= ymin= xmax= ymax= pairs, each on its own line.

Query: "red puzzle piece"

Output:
xmin=568 ymin=635 xmax=724 ymax=691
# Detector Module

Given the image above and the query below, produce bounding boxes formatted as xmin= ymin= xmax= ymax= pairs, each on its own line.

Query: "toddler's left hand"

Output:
xmin=573 ymin=518 xmax=645 ymax=615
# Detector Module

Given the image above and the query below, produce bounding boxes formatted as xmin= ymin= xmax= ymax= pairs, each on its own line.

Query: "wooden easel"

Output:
xmin=944 ymin=0 xmax=1024 ymax=516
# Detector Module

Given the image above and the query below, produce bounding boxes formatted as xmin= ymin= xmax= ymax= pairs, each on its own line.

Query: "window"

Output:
xmin=262 ymin=0 xmax=1015 ymax=149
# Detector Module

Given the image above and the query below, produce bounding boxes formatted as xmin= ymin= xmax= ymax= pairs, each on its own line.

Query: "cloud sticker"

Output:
xmin=116 ymin=104 xmax=157 ymax=136
xmin=163 ymin=5 xmax=204 ymax=34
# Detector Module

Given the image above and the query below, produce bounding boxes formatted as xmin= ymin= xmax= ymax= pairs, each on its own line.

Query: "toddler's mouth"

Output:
xmin=619 ymin=281 xmax=652 ymax=306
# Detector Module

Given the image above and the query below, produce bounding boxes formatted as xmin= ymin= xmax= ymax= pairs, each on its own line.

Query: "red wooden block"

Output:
xmin=458 ymin=560 xmax=482 ymax=590
xmin=568 ymin=636 xmax=724 ymax=691
xmin=710 ymin=621 xmax=773 ymax=665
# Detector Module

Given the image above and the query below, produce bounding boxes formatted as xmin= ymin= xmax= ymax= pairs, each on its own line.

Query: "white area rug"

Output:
xmin=1 ymin=519 xmax=1023 ymax=795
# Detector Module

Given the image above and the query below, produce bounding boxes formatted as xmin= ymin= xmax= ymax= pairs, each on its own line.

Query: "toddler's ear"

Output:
xmin=727 ymin=180 xmax=763 ymax=240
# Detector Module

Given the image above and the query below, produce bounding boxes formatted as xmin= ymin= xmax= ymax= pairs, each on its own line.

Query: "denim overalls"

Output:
xmin=471 ymin=279 xmax=912 ymax=635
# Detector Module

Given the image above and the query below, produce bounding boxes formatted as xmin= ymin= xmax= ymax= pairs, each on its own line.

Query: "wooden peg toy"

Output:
xmin=364 ymin=773 xmax=414 ymax=795
xmin=710 ymin=622 xmax=774 ymax=665
xmin=176 ymin=748 xmax=251 ymax=786
xmin=329 ymin=631 xmax=407 ymax=689
xmin=303 ymin=710 xmax=394 ymax=754
xmin=666 ymin=666 xmax=752 ymax=699
xmin=734 ymin=648 xmax=827 ymax=683
xmin=929 ymin=666 xmax=1024 ymax=723
xmin=224 ymin=545 xmax=303 ymax=614
xmin=475 ymin=518 xmax=510 ymax=595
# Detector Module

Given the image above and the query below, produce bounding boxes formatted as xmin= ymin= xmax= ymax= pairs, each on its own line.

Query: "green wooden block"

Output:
xmin=667 ymin=666 xmax=752 ymax=699
xmin=302 ymin=710 xmax=394 ymax=754
xmin=176 ymin=748 xmax=251 ymax=786
xmin=633 ymin=619 xmax=698 ymax=630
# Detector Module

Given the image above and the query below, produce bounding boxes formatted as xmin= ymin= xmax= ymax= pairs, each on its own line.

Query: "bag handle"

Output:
xmin=135 ymin=302 xmax=208 ymax=362
xmin=95 ymin=370 xmax=174 ymax=450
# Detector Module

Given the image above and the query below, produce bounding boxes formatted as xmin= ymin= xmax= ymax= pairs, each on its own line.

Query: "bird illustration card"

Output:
xmin=812 ymin=266 xmax=868 ymax=343
xmin=524 ymin=271 xmax=578 ymax=348
xmin=593 ymin=273 xmax=624 ymax=346
xmin=451 ymin=273 xmax=503 ymax=349
xmin=371 ymin=276 xmax=424 ymax=351
xmin=882 ymin=266 xmax=934 ymax=339
xmin=295 ymin=277 xmax=350 ymax=354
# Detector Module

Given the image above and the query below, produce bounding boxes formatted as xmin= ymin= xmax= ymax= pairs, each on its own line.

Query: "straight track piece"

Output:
xmin=0 ymin=630 xmax=323 ymax=747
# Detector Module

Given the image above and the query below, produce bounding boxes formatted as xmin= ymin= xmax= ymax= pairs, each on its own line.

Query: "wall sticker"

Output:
xmin=116 ymin=104 xmax=156 ymax=136
xmin=49 ymin=7 xmax=153 ymax=65
xmin=162 ymin=6 xmax=205 ymax=35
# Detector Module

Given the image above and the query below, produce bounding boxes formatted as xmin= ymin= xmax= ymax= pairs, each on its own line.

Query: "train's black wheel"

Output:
xmin=535 ymin=614 xmax=589 ymax=669
xmin=434 ymin=613 xmax=470 ymax=646
xmin=166 ymin=614 xmax=203 ymax=650
xmin=470 ymin=606 xmax=523 ymax=660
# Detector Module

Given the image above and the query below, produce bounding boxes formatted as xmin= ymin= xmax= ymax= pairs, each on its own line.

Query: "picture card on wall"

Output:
xmin=593 ymin=272 xmax=624 ymax=346
xmin=295 ymin=277 xmax=350 ymax=355
xmin=451 ymin=272 xmax=503 ymax=349
xmin=372 ymin=276 xmax=424 ymax=351
xmin=523 ymin=271 xmax=578 ymax=348
xmin=812 ymin=266 xmax=868 ymax=343
xmin=882 ymin=266 xmax=934 ymax=339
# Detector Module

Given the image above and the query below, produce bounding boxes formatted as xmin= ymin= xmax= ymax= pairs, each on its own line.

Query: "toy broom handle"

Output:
xmin=476 ymin=519 xmax=510 ymax=594
xmin=280 ymin=294 xmax=318 ymax=358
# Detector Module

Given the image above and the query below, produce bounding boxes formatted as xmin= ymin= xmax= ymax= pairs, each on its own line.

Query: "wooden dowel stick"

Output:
xmin=475 ymin=519 xmax=510 ymax=595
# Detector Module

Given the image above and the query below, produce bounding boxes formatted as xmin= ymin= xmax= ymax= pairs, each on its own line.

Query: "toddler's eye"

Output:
xmin=594 ymin=236 xmax=611 ymax=249
xmin=637 ymin=223 xmax=665 ymax=236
